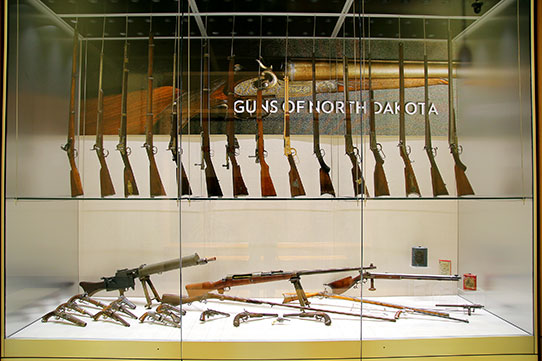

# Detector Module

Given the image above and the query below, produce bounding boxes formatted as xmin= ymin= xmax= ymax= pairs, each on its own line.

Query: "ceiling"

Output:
xmin=39 ymin=0 xmax=502 ymax=40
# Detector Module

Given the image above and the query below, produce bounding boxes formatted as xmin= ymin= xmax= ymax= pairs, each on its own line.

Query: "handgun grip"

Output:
xmin=233 ymin=313 xmax=246 ymax=327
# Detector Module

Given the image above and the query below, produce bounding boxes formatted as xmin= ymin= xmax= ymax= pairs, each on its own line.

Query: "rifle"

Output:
xmin=162 ymin=292 xmax=397 ymax=322
xmin=312 ymin=52 xmax=335 ymax=196
xmin=447 ymin=23 xmax=474 ymax=196
xmin=143 ymin=32 xmax=167 ymax=197
xmin=116 ymin=40 xmax=139 ymax=197
xmin=368 ymin=50 xmax=390 ymax=197
xmin=435 ymin=303 xmax=484 ymax=316
xmin=343 ymin=56 xmax=368 ymax=196
xmin=284 ymin=75 xmax=306 ymax=197
xmin=91 ymin=19 xmax=115 ymax=197
xmin=283 ymin=291 xmax=468 ymax=323
xmin=198 ymin=40 xmax=223 ymax=197
xmin=254 ymin=61 xmax=277 ymax=197
xmin=61 ymin=21 xmax=84 ymax=197
xmin=79 ymin=253 xmax=216 ymax=308
xmin=223 ymin=55 xmax=249 ymax=196
xmin=185 ymin=265 xmax=376 ymax=307
xmin=424 ymin=51 xmax=448 ymax=197
xmin=325 ymin=270 xmax=460 ymax=295
xmin=398 ymin=42 xmax=421 ymax=196
xmin=168 ymin=35 xmax=192 ymax=196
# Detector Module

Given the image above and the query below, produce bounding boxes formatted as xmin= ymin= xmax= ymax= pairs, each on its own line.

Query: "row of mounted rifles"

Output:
xmin=62 ymin=23 xmax=474 ymax=199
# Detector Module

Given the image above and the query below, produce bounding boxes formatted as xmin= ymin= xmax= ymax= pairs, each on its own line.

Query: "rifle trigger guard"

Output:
xmin=431 ymin=146 xmax=438 ymax=157
xmin=152 ymin=145 xmax=158 ymax=155
xmin=209 ymin=149 xmax=215 ymax=157
xmin=406 ymin=144 xmax=411 ymax=156
xmin=263 ymin=149 xmax=269 ymax=159
xmin=125 ymin=147 xmax=132 ymax=156
xmin=103 ymin=148 xmax=110 ymax=158
xmin=318 ymin=148 xmax=326 ymax=157
xmin=376 ymin=143 xmax=386 ymax=159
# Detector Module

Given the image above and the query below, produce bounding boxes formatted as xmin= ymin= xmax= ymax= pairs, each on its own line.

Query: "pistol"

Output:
xmin=233 ymin=310 xmax=279 ymax=327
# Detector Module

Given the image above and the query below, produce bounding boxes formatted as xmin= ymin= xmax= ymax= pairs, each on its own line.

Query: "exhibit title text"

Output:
xmin=234 ymin=100 xmax=439 ymax=115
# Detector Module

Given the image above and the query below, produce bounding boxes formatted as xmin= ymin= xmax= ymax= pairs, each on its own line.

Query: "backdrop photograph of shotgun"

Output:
xmin=143 ymin=26 xmax=167 ymax=198
xmin=91 ymin=18 xmax=115 ymax=197
xmin=116 ymin=28 xmax=139 ymax=197
xmin=447 ymin=21 xmax=474 ymax=197
xmin=61 ymin=19 xmax=83 ymax=197
xmin=222 ymin=17 xmax=249 ymax=197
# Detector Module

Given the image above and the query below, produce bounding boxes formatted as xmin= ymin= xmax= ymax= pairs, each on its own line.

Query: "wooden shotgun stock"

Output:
xmin=62 ymin=21 xmax=83 ymax=197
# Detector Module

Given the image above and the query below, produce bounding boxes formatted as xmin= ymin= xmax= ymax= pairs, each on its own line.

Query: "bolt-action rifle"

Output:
xmin=312 ymin=53 xmax=335 ymax=196
xmin=143 ymin=32 xmax=167 ymax=197
xmin=447 ymin=23 xmax=474 ymax=196
xmin=61 ymin=20 xmax=84 ymax=197
xmin=343 ymin=56 xmax=368 ymax=196
xmin=79 ymin=253 xmax=216 ymax=308
xmin=116 ymin=40 xmax=139 ymax=197
xmin=91 ymin=19 xmax=115 ymax=197
xmin=325 ymin=269 xmax=460 ymax=295
xmin=398 ymin=42 xmax=421 ymax=197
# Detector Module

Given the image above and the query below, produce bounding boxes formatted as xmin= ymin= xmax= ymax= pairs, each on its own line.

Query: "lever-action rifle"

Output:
xmin=223 ymin=55 xmax=249 ymax=196
xmin=398 ymin=42 xmax=421 ymax=196
xmin=116 ymin=40 xmax=139 ymax=197
xmin=61 ymin=20 xmax=84 ymax=197
xmin=424 ymin=51 xmax=448 ymax=197
xmin=79 ymin=253 xmax=216 ymax=308
xmin=326 ymin=270 xmax=460 ymax=295
xmin=284 ymin=75 xmax=306 ymax=197
xmin=198 ymin=40 xmax=223 ymax=197
xmin=368 ymin=49 xmax=390 ymax=196
xmin=447 ymin=23 xmax=474 ymax=196
xmin=143 ymin=32 xmax=167 ymax=197
xmin=343 ymin=56 xmax=368 ymax=196
xmin=312 ymin=53 xmax=335 ymax=196
xmin=185 ymin=265 xmax=376 ymax=307
xmin=91 ymin=19 xmax=115 ymax=197
xmin=254 ymin=60 xmax=277 ymax=197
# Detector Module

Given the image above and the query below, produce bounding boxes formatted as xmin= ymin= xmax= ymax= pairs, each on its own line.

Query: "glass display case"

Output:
xmin=2 ymin=0 xmax=538 ymax=360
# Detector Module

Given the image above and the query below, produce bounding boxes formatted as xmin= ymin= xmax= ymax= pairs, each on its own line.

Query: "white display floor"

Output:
xmin=10 ymin=294 xmax=528 ymax=342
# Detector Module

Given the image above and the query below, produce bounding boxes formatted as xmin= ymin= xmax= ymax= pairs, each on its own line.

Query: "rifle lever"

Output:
xmin=376 ymin=143 xmax=386 ymax=159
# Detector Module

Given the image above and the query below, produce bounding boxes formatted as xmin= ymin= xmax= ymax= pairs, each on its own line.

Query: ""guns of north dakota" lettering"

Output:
xmin=234 ymin=100 xmax=439 ymax=116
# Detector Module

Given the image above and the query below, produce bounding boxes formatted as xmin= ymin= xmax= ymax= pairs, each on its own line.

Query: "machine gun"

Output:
xmin=79 ymin=253 xmax=215 ymax=308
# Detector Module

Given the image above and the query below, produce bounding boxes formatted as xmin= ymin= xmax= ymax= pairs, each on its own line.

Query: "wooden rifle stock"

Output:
xmin=224 ymin=55 xmax=248 ymax=197
xmin=343 ymin=57 xmax=368 ymax=196
xmin=256 ymin=78 xmax=277 ymax=197
xmin=92 ymin=20 xmax=115 ymax=197
xmin=116 ymin=41 xmax=139 ymax=197
xmin=284 ymin=75 xmax=306 ymax=197
xmin=447 ymin=27 xmax=474 ymax=196
xmin=201 ymin=43 xmax=223 ymax=197
xmin=312 ymin=53 xmax=335 ymax=196
xmin=62 ymin=21 xmax=83 ymax=197
xmin=368 ymin=76 xmax=390 ymax=196
xmin=423 ymin=54 xmax=448 ymax=197
xmin=398 ymin=43 xmax=421 ymax=196
xmin=144 ymin=33 xmax=166 ymax=197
